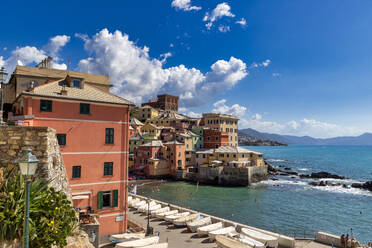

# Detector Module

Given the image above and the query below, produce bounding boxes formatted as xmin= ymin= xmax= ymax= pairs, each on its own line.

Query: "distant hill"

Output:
xmin=239 ymin=128 xmax=372 ymax=145
xmin=238 ymin=131 xmax=287 ymax=146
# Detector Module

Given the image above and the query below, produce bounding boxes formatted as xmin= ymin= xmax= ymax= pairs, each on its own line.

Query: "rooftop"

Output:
xmin=202 ymin=113 xmax=239 ymax=120
xmin=12 ymin=65 xmax=111 ymax=86
xmin=130 ymin=117 xmax=144 ymax=126
xmin=140 ymin=140 xmax=164 ymax=147
xmin=196 ymin=146 xmax=262 ymax=155
xmin=20 ymin=78 xmax=133 ymax=106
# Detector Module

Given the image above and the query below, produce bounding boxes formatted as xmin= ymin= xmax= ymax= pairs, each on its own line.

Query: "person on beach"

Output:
xmin=341 ymin=234 xmax=346 ymax=248
xmin=346 ymin=234 xmax=350 ymax=248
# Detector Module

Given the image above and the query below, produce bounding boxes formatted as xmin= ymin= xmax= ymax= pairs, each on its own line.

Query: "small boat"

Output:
xmin=110 ymin=232 xmax=145 ymax=242
xmin=197 ymin=222 xmax=223 ymax=237
xmin=155 ymin=210 xmax=178 ymax=219
xmin=134 ymin=200 xmax=146 ymax=209
xmin=187 ymin=216 xmax=212 ymax=233
xmin=145 ymin=204 xmax=162 ymax=214
xmin=116 ymin=236 xmax=159 ymax=248
xmin=138 ymin=201 xmax=156 ymax=212
xmin=241 ymin=228 xmax=278 ymax=248
xmin=128 ymin=196 xmax=132 ymax=202
xmin=141 ymin=243 xmax=168 ymax=248
xmin=216 ymin=235 xmax=252 ymax=248
xmin=173 ymin=213 xmax=200 ymax=227
xmin=238 ymin=234 xmax=265 ymax=248
xmin=209 ymin=226 xmax=237 ymax=241
xmin=165 ymin=212 xmax=190 ymax=222
xmin=129 ymin=198 xmax=140 ymax=208
xmin=151 ymin=207 xmax=170 ymax=217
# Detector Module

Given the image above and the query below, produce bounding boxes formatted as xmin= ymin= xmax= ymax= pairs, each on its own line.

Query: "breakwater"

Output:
xmin=129 ymin=193 xmax=345 ymax=248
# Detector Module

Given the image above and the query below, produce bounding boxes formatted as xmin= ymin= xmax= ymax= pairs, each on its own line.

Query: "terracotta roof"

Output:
xmin=20 ymin=79 xmax=133 ymax=106
xmin=13 ymin=65 xmax=111 ymax=86
xmin=196 ymin=146 xmax=262 ymax=155
xmin=202 ymin=113 xmax=239 ymax=120
xmin=130 ymin=117 xmax=144 ymax=126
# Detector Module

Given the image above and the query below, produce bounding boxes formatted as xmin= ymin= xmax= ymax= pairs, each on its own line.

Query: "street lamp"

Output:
xmin=18 ymin=149 xmax=39 ymax=248
xmin=145 ymin=198 xmax=153 ymax=236
xmin=0 ymin=67 xmax=8 ymax=125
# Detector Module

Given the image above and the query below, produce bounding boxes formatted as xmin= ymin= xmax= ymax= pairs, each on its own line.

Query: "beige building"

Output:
xmin=201 ymin=113 xmax=239 ymax=147
xmin=4 ymin=59 xmax=111 ymax=107
xmin=133 ymin=105 xmax=159 ymax=122
xmin=195 ymin=146 xmax=264 ymax=168
xmin=141 ymin=123 xmax=162 ymax=139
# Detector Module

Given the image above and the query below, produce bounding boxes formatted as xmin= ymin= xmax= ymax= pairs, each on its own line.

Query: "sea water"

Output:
xmin=137 ymin=145 xmax=372 ymax=243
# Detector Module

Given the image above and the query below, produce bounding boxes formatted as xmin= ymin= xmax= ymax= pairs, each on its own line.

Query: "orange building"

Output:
xmin=203 ymin=129 xmax=229 ymax=149
xmin=11 ymin=75 xmax=133 ymax=236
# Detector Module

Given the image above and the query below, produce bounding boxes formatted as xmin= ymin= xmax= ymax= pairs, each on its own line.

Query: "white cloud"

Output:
xmin=171 ymin=0 xmax=201 ymax=11
xmin=250 ymin=59 xmax=271 ymax=69
xmin=212 ymin=99 xmax=247 ymax=117
xmin=235 ymin=18 xmax=247 ymax=27
xmin=272 ymin=73 xmax=280 ymax=77
xmin=77 ymin=29 xmax=248 ymax=107
xmin=0 ymin=35 xmax=70 ymax=80
xmin=203 ymin=2 xmax=235 ymax=29
xmin=239 ymin=115 xmax=363 ymax=138
xmin=159 ymin=52 xmax=172 ymax=64
xmin=45 ymin=35 xmax=70 ymax=58
xmin=218 ymin=25 xmax=231 ymax=33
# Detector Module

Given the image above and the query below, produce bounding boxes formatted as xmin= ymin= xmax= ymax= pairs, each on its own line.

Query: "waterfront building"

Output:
xmin=196 ymin=146 xmax=264 ymax=167
xmin=132 ymin=105 xmax=159 ymax=122
xmin=192 ymin=127 xmax=204 ymax=149
xmin=203 ymin=129 xmax=229 ymax=149
xmin=133 ymin=140 xmax=164 ymax=175
xmin=201 ymin=113 xmax=239 ymax=147
xmin=141 ymin=94 xmax=179 ymax=111
xmin=10 ymin=74 xmax=133 ymax=235
xmin=163 ymin=140 xmax=186 ymax=176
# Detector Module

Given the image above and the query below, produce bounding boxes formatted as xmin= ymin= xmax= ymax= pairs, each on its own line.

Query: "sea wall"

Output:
xmin=0 ymin=126 xmax=71 ymax=195
xmin=180 ymin=165 xmax=268 ymax=186
xmin=130 ymin=193 xmax=296 ymax=248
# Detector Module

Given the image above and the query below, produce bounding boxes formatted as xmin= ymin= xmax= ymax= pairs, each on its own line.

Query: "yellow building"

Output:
xmin=195 ymin=146 xmax=264 ymax=167
xmin=145 ymin=110 xmax=187 ymax=127
xmin=201 ymin=113 xmax=239 ymax=147
xmin=147 ymin=158 xmax=170 ymax=177
xmin=133 ymin=105 xmax=159 ymax=122
xmin=141 ymin=123 xmax=162 ymax=139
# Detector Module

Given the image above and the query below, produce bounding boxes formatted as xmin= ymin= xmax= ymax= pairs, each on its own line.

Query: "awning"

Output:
xmin=72 ymin=195 xmax=89 ymax=200
xmin=211 ymin=160 xmax=223 ymax=164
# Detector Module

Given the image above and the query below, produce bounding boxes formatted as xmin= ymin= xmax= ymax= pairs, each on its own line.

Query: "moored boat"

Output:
xmin=173 ymin=213 xmax=200 ymax=227
xmin=141 ymin=243 xmax=168 ymax=248
xmin=216 ymin=235 xmax=252 ymax=248
xmin=151 ymin=207 xmax=170 ymax=217
xmin=238 ymin=234 xmax=265 ymax=248
xmin=145 ymin=204 xmax=162 ymax=214
xmin=134 ymin=200 xmax=146 ymax=209
xmin=116 ymin=236 xmax=159 ymax=248
xmin=187 ymin=216 xmax=212 ymax=233
xmin=138 ymin=201 xmax=157 ymax=212
xmin=165 ymin=212 xmax=190 ymax=222
xmin=197 ymin=222 xmax=223 ymax=237
xmin=110 ymin=232 xmax=145 ymax=242
xmin=155 ymin=210 xmax=178 ymax=219
xmin=241 ymin=228 xmax=278 ymax=248
xmin=129 ymin=198 xmax=140 ymax=208
xmin=209 ymin=226 xmax=237 ymax=241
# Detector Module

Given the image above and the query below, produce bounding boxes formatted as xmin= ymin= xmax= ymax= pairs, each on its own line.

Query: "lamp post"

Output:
xmin=0 ymin=67 xmax=8 ymax=125
xmin=145 ymin=198 xmax=153 ymax=236
xmin=18 ymin=149 xmax=39 ymax=248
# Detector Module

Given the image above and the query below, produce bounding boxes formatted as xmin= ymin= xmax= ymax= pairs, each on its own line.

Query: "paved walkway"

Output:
xmin=128 ymin=209 xmax=217 ymax=248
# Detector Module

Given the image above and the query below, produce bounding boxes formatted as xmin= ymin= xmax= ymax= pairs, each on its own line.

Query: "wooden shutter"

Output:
xmin=112 ymin=190 xmax=118 ymax=207
xmin=98 ymin=191 xmax=103 ymax=209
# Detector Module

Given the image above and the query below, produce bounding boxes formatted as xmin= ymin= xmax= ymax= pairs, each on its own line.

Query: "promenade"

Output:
xmin=128 ymin=210 xmax=217 ymax=248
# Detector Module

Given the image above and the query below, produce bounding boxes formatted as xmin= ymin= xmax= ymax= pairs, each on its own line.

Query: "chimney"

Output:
xmin=60 ymin=84 xmax=68 ymax=96
xmin=27 ymin=81 xmax=35 ymax=93
xmin=36 ymin=56 xmax=53 ymax=69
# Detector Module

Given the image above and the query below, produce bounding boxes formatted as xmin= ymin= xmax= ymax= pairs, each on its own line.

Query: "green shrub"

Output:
xmin=0 ymin=166 xmax=78 ymax=247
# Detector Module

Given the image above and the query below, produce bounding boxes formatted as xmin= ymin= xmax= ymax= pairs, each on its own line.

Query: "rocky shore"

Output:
xmin=266 ymin=161 xmax=372 ymax=192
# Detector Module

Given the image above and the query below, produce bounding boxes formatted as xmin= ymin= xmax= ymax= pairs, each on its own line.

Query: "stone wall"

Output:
xmin=0 ymin=126 xmax=71 ymax=196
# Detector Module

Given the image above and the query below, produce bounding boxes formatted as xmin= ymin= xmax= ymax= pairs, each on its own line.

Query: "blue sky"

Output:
xmin=1 ymin=0 xmax=372 ymax=138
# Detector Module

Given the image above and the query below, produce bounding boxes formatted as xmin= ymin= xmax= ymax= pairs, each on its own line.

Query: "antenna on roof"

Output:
xmin=66 ymin=59 xmax=71 ymax=74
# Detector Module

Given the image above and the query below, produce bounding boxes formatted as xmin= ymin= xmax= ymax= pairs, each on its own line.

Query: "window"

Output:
xmin=226 ymin=128 xmax=229 ymax=132
xmin=216 ymin=137 xmax=219 ymax=141
xmin=73 ymin=80 xmax=81 ymax=88
xmin=98 ymin=190 xmax=118 ymax=209
xmin=58 ymin=80 xmax=67 ymax=86
xmin=104 ymin=162 xmax=113 ymax=176
xmin=56 ymin=134 xmax=66 ymax=146
xmin=80 ymin=103 xmax=90 ymax=114
xmin=203 ymin=154 xmax=206 ymax=158
xmin=216 ymin=145 xmax=219 ymax=148
xmin=40 ymin=100 xmax=52 ymax=112
xmin=179 ymin=152 xmax=181 ymax=156
xmin=105 ymin=128 xmax=114 ymax=144
xmin=72 ymin=166 xmax=81 ymax=178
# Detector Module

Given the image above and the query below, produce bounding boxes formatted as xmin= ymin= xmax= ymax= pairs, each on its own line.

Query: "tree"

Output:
xmin=0 ymin=166 xmax=78 ymax=247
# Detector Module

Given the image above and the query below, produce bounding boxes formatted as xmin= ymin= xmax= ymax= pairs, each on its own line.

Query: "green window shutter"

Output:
xmin=112 ymin=190 xmax=118 ymax=207
xmin=98 ymin=191 xmax=103 ymax=209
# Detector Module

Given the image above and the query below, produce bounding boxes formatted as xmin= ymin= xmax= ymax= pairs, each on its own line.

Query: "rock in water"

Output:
xmin=310 ymin=171 xmax=345 ymax=180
